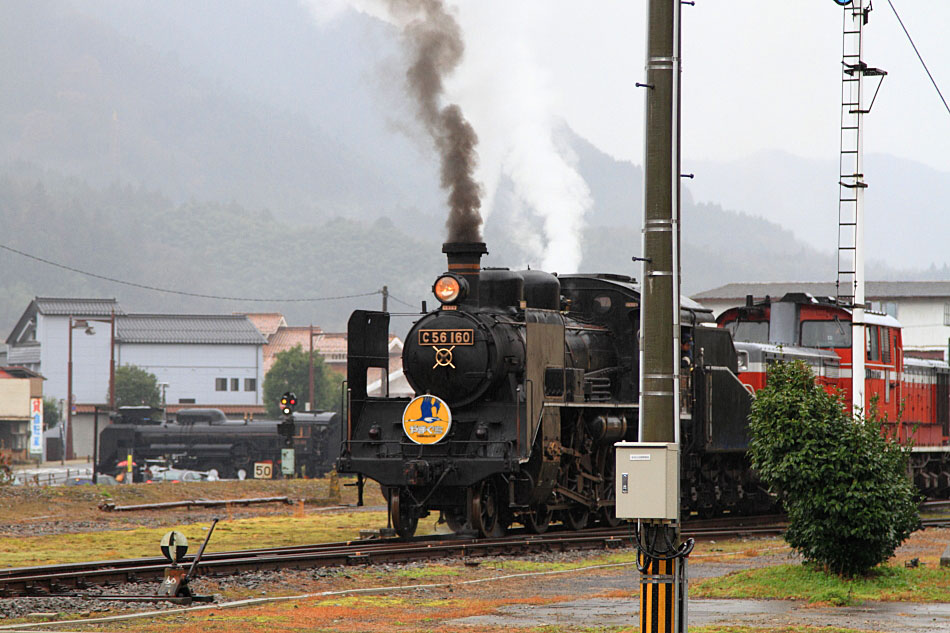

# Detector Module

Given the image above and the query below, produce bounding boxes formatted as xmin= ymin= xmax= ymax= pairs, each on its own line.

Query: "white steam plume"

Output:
xmin=448 ymin=1 xmax=592 ymax=272
xmin=301 ymin=0 xmax=593 ymax=272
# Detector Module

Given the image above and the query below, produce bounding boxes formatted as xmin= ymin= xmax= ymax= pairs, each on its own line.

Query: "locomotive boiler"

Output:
xmin=339 ymin=242 xmax=760 ymax=537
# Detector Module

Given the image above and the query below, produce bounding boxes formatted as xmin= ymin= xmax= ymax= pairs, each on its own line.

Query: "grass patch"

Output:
xmin=693 ymin=563 xmax=950 ymax=605
xmin=485 ymin=550 xmax=639 ymax=574
xmin=0 ymin=509 xmax=434 ymax=568
xmin=689 ymin=624 xmax=869 ymax=633
xmin=383 ymin=563 xmax=463 ymax=579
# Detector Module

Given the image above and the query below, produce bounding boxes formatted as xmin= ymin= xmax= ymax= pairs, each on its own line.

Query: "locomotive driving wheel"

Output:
xmin=389 ymin=489 xmax=419 ymax=539
xmin=443 ymin=507 xmax=468 ymax=533
xmin=524 ymin=503 xmax=553 ymax=534
xmin=595 ymin=446 xmax=622 ymax=527
xmin=561 ymin=421 xmax=591 ymax=531
xmin=471 ymin=478 xmax=506 ymax=538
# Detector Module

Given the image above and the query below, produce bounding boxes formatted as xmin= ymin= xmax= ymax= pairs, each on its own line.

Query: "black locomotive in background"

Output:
xmin=97 ymin=407 xmax=340 ymax=480
xmin=339 ymin=241 xmax=760 ymax=538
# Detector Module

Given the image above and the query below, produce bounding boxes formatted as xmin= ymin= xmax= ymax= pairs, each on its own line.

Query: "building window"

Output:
xmin=245 ymin=378 xmax=257 ymax=392
xmin=179 ymin=398 xmax=196 ymax=404
xmin=231 ymin=378 xmax=239 ymax=391
xmin=945 ymin=302 xmax=950 ymax=326
xmin=871 ymin=301 xmax=898 ymax=317
xmin=215 ymin=378 xmax=227 ymax=391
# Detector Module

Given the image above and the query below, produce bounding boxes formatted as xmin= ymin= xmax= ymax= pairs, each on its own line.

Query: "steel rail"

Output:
xmin=0 ymin=518 xmax=789 ymax=599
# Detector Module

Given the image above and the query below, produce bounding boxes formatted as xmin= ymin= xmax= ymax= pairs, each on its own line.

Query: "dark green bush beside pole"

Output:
xmin=748 ymin=360 xmax=919 ymax=576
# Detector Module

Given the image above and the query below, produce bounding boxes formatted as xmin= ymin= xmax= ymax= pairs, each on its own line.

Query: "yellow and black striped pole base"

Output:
xmin=639 ymin=553 xmax=675 ymax=632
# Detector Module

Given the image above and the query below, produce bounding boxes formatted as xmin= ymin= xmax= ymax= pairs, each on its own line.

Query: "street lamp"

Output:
xmin=66 ymin=312 xmax=116 ymax=461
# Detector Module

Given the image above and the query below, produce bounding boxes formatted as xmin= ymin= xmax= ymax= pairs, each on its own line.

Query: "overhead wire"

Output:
xmin=0 ymin=242 xmax=381 ymax=303
xmin=386 ymin=292 xmax=418 ymax=309
xmin=885 ymin=0 xmax=950 ymax=117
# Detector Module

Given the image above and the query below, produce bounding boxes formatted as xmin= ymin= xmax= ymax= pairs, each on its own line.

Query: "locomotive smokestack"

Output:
xmin=443 ymin=241 xmax=487 ymax=307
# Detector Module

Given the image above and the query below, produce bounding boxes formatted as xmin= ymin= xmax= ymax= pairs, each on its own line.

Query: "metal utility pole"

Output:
xmin=93 ymin=406 xmax=99 ymax=484
xmin=636 ymin=0 xmax=687 ymax=631
xmin=109 ymin=310 xmax=116 ymax=413
xmin=381 ymin=286 xmax=389 ymax=397
xmin=640 ymin=0 xmax=680 ymax=447
xmin=309 ymin=324 xmax=315 ymax=411
xmin=833 ymin=0 xmax=885 ymax=418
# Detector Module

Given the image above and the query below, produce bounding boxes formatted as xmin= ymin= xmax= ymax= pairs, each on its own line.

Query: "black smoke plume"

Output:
xmin=392 ymin=0 xmax=482 ymax=242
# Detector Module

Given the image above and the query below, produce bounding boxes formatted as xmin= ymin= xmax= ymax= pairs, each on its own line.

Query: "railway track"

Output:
xmin=3 ymin=513 xmax=947 ymax=600
xmin=0 ymin=517 xmax=784 ymax=600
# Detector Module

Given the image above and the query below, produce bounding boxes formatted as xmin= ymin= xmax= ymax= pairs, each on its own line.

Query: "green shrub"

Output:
xmin=747 ymin=360 xmax=919 ymax=576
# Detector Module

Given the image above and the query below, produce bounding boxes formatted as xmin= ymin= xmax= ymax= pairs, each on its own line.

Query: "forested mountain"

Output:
xmin=1 ymin=1 xmax=944 ymax=341
xmin=0 ymin=167 xmax=442 ymax=333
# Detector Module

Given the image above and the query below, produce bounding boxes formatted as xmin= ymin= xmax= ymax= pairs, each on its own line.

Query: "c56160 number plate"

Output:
xmin=418 ymin=329 xmax=474 ymax=346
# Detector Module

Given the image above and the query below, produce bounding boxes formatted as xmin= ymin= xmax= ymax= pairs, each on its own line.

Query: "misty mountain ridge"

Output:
xmin=687 ymin=149 xmax=950 ymax=270
xmin=0 ymin=0 xmax=444 ymax=224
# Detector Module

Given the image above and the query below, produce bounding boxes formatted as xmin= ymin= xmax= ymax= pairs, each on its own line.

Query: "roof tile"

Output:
xmin=117 ymin=315 xmax=267 ymax=345
xmin=34 ymin=298 xmax=124 ymax=316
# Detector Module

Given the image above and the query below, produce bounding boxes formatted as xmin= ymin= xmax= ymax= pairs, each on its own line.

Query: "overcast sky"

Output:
xmin=518 ymin=0 xmax=949 ymax=172
xmin=353 ymin=0 xmax=949 ymax=173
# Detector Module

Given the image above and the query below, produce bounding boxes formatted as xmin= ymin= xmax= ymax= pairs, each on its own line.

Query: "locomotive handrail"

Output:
xmin=703 ymin=364 xmax=755 ymax=399
xmin=516 ymin=383 xmax=522 ymax=456
xmin=526 ymin=378 xmax=538 ymax=454
xmin=343 ymin=382 xmax=351 ymax=454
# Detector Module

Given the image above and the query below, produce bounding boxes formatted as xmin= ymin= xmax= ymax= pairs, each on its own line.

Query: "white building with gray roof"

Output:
xmin=5 ymin=298 xmax=268 ymax=458
xmin=692 ymin=281 xmax=950 ymax=360
xmin=116 ymin=314 xmax=265 ymax=408
xmin=5 ymin=298 xmax=123 ymax=408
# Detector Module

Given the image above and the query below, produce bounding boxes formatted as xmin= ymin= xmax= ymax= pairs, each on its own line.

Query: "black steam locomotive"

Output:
xmin=97 ymin=407 xmax=340 ymax=480
xmin=339 ymin=242 xmax=761 ymax=537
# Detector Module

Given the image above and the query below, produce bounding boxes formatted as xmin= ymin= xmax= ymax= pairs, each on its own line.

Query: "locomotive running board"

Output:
xmin=542 ymin=402 xmax=639 ymax=409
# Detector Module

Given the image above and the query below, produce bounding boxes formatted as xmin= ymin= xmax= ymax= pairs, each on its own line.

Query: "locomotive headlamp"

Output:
xmin=433 ymin=274 xmax=467 ymax=304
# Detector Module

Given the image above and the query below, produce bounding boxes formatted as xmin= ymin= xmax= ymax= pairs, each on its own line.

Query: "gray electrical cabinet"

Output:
xmin=615 ymin=442 xmax=679 ymax=520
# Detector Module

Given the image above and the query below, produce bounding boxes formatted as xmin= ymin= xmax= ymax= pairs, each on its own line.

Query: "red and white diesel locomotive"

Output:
xmin=717 ymin=291 xmax=950 ymax=496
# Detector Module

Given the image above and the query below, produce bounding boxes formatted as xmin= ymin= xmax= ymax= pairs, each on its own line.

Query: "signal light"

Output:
xmin=280 ymin=392 xmax=297 ymax=416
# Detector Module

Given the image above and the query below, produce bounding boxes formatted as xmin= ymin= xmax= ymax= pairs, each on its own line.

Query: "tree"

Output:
xmin=42 ymin=396 xmax=61 ymax=429
xmin=263 ymin=345 xmax=342 ymax=417
xmin=748 ymin=360 xmax=920 ymax=576
xmin=114 ymin=365 xmax=161 ymax=408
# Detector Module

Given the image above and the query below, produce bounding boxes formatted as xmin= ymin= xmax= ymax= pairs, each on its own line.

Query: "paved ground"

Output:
xmin=454 ymin=595 xmax=950 ymax=631
xmin=443 ymin=548 xmax=950 ymax=632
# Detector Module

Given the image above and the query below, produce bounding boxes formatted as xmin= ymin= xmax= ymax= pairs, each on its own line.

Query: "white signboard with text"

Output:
xmin=29 ymin=397 xmax=43 ymax=455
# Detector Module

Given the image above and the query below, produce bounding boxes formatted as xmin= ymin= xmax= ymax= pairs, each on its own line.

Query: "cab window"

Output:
xmin=801 ymin=320 xmax=851 ymax=347
xmin=724 ymin=320 xmax=769 ymax=343
xmin=592 ymin=295 xmax=612 ymax=314
xmin=866 ymin=325 xmax=880 ymax=361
